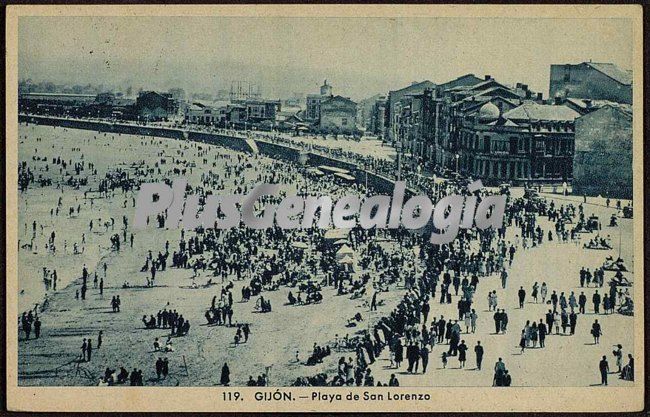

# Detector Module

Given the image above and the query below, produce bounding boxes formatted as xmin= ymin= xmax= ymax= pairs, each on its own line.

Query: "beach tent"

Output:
xmin=338 ymin=255 xmax=354 ymax=265
xmin=324 ymin=229 xmax=350 ymax=240
xmin=336 ymin=244 xmax=354 ymax=257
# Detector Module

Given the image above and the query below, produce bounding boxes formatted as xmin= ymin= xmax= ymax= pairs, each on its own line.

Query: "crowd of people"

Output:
xmin=17 ymin=122 xmax=636 ymax=389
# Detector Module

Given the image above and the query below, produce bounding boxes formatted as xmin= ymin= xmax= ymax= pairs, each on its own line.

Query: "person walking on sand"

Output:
xmin=474 ymin=341 xmax=484 ymax=370
xmin=97 ymin=330 xmax=103 ymax=349
xmin=86 ymin=339 xmax=92 ymax=362
xmin=156 ymin=358 xmax=163 ymax=379
xmin=518 ymin=286 xmax=526 ymax=309
xmin=162 ymin=358 xmax=169 ymax=379
xmin=33 ymin=317 xmax=41 ymax=339
xmin=540 ymin=282 xmax=548 ymax=303
xmin=81 ymin=338 xmax=87 ymax=361
xmin=600 ymin=355 xmax=610 ymax=385
xmin=591 ymin=320 xmax=602 ymax=344
xmin=458 ymin=340 xmax=468 ymax=368
xmin=613 ymin=344 xmax=623 ymax=373
xmin=531 ymin=282 xmax=539 ymax=303
xmin=221 ymin=363 xmax=230 ymax=386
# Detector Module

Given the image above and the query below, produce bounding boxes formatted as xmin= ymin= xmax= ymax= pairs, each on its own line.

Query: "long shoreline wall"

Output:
xmin=19 ymin=114 xmax=408 ymax=197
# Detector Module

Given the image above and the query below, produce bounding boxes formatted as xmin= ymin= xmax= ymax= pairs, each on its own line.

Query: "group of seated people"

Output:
xmin=620 ymin=355 xmax=634 ymax=381
xmin=153 ymin=336 xmax=175 ymax=352
xmin=99 ymin=366 xmax=144 ymax=386
xmin=603 ymin=256 xmax=628 ymax=272
xmin=291 ymin=373 xmax=329 ymax=386
xmin=287 ymin=290 xmax=323 ymax=306
xmin=611 ymin=271 xmax=632 ymax=287
xmin=246 ymin=374 xmax=269 ymax=386
xmin=493 ymin=368 xmax=512 ymax=387
xmin=306 ymin=343 xmax=332 ymax=366
xmin=346 ymin=312 xmax=364 ymax=328
xmin=584 ymin=235 xmax=612 ymax=250
xmin=255 ymin=296 xmax=272 ymax=313
xmin=617 ymin=296 xmax=634 ymax=315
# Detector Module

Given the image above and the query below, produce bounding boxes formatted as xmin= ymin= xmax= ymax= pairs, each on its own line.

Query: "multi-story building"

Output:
xmin=242 ymin=99 xmax=281 ymax=123
xmin=185 ymin=102 xmax=219 ymax=125
xmin=384 ymin=80 xmax=436 ymax=144
xmin=319 ymin=95 xmax=357 ymax=134
xmin=368 ymin=96 xmax=387 ymax=136
xmin=135 ymin=91 xmax=176 ymax=121
xmin=305 ymin=80 xmax=333 ymax=122
xmin=549 ymin=61 xmax=632 ymax=104
xmin=304 ymin=80 xmax=357 ymax=134
xmin=456 ymin=101 xmax=580 ymax=185
xmin=435 ymin=76 xmax=526 ymax=171
xmin=393 ymin=88 xmax=440 ymax=165
xmin=573 ymin=104 xmax=633 ymax=198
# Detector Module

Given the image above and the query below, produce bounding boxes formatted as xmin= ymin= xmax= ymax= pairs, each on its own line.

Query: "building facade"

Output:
xmin=319 ymin=95 xmax=357 ymax=134
xmin=435 ymin=76 xmax=527 ymax=172
xmin=457 ymin=101 xmax=579 ymax=185
xmin=368 ymin=96 xmax=387 ymax=135
xmin=384 ymin=80 xmax=436 ymax=143
xmin=305 ymin=80 xmax=333 ymax=122
xmin=135 ymin=91 xmax=176 ymax=120
xmin=185 ymin=103 xmax=220 ymax=125
xmin=549 ymin=62 xmax=632 ymax=104
xmin=243 ymin=99 xmax=281 ymax=123
xmin=573 ymin=104 xmax=633 ymax=198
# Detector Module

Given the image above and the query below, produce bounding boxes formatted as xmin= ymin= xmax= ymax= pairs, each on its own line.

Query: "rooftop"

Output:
xmin=503 ymin=103 xmax=580 ymax=122
xmin=586 ymin=62 xmax=632 ymax=86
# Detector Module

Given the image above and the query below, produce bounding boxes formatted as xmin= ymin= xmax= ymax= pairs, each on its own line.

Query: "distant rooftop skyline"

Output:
xmin=18 ymin=16 xmax=634 ymax=101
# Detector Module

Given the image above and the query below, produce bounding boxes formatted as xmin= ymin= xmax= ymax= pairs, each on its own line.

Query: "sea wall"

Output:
xmin=19 ymin=114 xmax=411 ymax=196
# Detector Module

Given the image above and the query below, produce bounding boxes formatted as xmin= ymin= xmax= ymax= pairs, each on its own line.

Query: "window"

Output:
xmin=517 ymin=136 xmax=525 ymax=152
xmin=535 ymin=140 xmax=545 ymax=153
xmin=564 ymin=65 xmax=571 ymax=82
xmin=341 ymin=118 xmax=348 ymax=126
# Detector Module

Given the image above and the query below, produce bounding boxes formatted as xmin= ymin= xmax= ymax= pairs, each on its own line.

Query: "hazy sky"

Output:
xmin=18 ymin=16 xmax=634 ymax=100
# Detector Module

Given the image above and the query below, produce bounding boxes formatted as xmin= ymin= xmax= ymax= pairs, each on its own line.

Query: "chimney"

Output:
xmin=584 ymin=99 xmax=592 ymax=108
xmin=522 ymin=84 xmax=528 ymax=91
xmin=554 ymin=96 xmax=563 ymax=105
xmin=485 ymin=75 xmax=492 ymax=80
xmin=525 ymin=90 xmax=532 ymax=99
xmin=516 ymin=83 xmax=522 ymax=89
xmin=536 ymin=92 xmax=543 ymax=101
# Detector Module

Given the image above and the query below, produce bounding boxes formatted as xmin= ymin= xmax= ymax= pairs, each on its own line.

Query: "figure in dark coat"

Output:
xmin=221 ymin=363 xmax=230 ymax=386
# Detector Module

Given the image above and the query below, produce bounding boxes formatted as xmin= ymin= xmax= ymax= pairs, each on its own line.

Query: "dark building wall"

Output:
xmin=573 ymin=106 xmax=633 ymax=198
xmin=549 ymin=63 xmax=632 ymax=104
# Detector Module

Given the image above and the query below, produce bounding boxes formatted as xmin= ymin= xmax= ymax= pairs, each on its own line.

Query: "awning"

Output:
xmin=319 ymin=165 xmax=350 ymax=175
xmin=306 ymin=167 xmax=325 ymax=176
xmin=334 ymin=172 xmax=356 ymax=181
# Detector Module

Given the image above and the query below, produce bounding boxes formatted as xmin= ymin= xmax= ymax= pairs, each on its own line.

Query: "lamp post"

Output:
xmin=396 ymin=142 xmax=403 ymax=182
xmin=455 ymin=153 xmax=460 ymax=174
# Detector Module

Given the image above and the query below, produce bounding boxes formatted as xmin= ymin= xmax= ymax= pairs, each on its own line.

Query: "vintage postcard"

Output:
xmin=5 ymin=4 xmax=644 ymax=413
